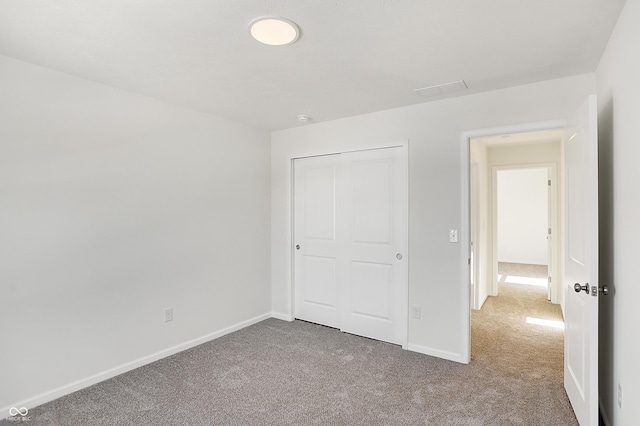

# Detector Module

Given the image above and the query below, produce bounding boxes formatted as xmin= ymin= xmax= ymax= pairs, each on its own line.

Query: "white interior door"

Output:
xmin=293 ymin=147 xmax=408 ymax=346
xmin=293 ymin=154 xmax=340 ymax=328
xmin=339 ymin=148 xmax=408 ymax=345
xmin=564 ymin=95 xmax=599 ymax=426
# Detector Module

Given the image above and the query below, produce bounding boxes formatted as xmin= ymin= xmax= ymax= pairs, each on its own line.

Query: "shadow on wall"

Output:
xmin=597 ymin=97 xmax=615 ymax=422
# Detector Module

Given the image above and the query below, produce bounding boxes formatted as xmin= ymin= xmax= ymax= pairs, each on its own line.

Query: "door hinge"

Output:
xmin=548 ymin=179 xmax=551 ymax=186
xmin=548 ymin=228 xmax=552 ymax=235
xmin=468 ymin=258 xmax=471 ymax=265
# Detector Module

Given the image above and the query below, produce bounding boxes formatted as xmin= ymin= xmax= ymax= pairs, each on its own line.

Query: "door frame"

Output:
xmin=288 ymin=141 xmax=410 ymax=349
xmin=469 ymin=160 xmax=480 ymax=309
xmin=460 ymin=120 xmax=566 ymax=363
xmin=490 ymin=163 xmax=559 ymax=303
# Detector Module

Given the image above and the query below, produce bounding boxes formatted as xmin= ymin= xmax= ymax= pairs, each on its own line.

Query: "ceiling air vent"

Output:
xmin=414 ymin=80 xmax=468 ymax=98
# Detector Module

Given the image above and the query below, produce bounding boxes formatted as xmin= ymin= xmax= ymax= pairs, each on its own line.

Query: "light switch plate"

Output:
xmin=411 ymin=306 xmax=421 ymax=319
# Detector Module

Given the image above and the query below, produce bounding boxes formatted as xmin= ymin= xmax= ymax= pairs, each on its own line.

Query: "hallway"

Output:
xmin=471 ymin=262 xmax=576 ymax=424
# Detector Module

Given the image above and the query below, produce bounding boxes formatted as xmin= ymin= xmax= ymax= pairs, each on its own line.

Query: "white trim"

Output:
xmin=479 ymin=293 xmax=489 ymax=309
xmin=289 ymin=142 xmax=408 ymax=161
xmin=288 ymin=157 xmax=296 ymax=319
xmin=460 ymin=119 xmax=567 ymax=363
xmin=1 ymin=312 xmax=272 ymax=415
xmin=407 ymin=343 xmax=466 ymax=364
xmin=271 ymin=311 xmax=295 ymax=321
xmin=460 ymin=134 xmax=471 ymax=363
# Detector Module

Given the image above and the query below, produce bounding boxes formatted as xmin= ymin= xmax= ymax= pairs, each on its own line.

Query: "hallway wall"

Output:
xmin=497 ymin=168 xmax=549 ymax=265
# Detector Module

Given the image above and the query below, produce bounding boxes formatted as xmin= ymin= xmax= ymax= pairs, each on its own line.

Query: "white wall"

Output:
xmin=0 ymin=55 xmax=271 ymax=411
xmin=595 ymin=0 xmax=640 ymax=424
xmin=496 ymin=168 xmax=548 ymax=265
xmin=272 ymin=74 xmax=595 ymax=362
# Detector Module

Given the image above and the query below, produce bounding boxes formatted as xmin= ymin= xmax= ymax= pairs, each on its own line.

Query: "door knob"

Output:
xmin=396 ymin=253 xmax=403 ymax=260
xmin=295 ymin=245 xmax=300 ymax=250
xmin=574 ymin=283 xmax=589 ymax=294
xmin=599 ymin=285 xmax=609 ymax=296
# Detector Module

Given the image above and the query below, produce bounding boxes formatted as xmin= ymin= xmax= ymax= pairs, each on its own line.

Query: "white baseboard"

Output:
xmin=498 ymin=260 xmax=548 ymax=266
xmin=478 ymin=293 xmax=489 ymax=310
xmin=407 ymin=343 xmax=466 ymax=364
xmin=271 ymin=311 xmax=294 ymax=321
xmin=1 ymin=312 xmax=272 ymax=415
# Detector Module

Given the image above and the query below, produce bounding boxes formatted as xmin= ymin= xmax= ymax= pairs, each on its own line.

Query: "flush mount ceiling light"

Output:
xmin=249 ymin=17 xmax=300 ymax=46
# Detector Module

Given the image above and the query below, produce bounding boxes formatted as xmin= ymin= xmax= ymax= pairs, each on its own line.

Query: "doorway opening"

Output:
xmin=496 ymin=167 xmax=552 ymax=299
xmin=461 ymin=97 xmax=599 ymax=423
xmin=467 ymin=128 xmax=565 ymax=366
xmin=468 ymin=129 xmax=563 ymax=311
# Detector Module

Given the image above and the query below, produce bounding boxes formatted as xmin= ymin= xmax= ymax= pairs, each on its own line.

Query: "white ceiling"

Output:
xmin=0 ymin=1 xmax=626 ymax=131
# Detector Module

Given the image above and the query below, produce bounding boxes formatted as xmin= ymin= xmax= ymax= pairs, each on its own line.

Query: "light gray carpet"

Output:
xmin=3 ymin=265 xmax=576 ymax=425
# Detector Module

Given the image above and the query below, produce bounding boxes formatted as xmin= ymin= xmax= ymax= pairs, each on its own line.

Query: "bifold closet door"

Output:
xmin=293 ymin=147 xmax=407 ymax=345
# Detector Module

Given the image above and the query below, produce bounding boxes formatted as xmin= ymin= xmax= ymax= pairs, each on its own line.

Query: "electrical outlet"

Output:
xmin=164 ymin=307 xmax=173 ymax=323
xmin=411 ymin=306 xmax=421 ymax=319
xmin=618 ymin=383 xmax=623 ymax=409
xmin=449 ymin=229 xmax=458 ymax=243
